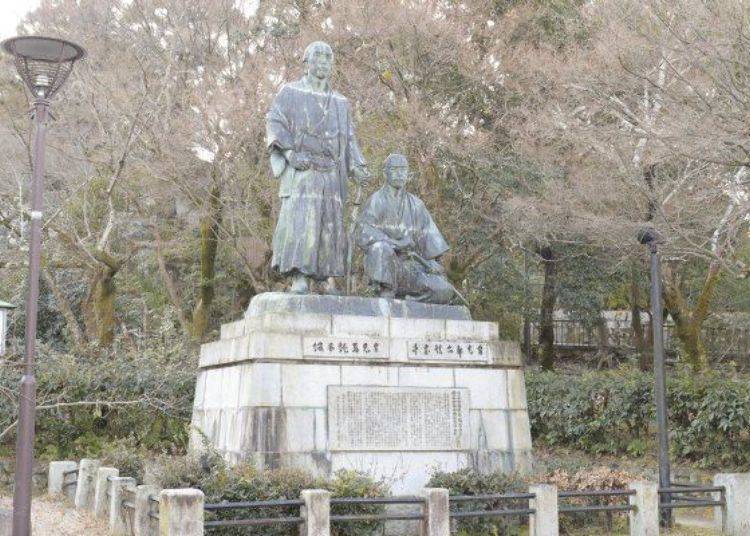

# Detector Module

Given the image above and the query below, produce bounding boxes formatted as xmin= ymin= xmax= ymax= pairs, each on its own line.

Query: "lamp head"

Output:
xmin=2 ymin=36 xmax=86 ymax=99
xmin=637 ymin=227 xmax=663 ymax=246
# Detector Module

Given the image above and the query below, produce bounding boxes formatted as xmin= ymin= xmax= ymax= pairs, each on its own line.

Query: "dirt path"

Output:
xmin=0 ymin=496 xmax=112 ymax=535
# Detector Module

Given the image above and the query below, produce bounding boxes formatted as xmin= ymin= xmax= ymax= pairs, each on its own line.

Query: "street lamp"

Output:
xmin=0 ymin=301 xmax=16 ymax=357
xmin=638 ymin=227 xmax=672 ymax=527
xmin=1 ymin=35 xmax=85 ymax=536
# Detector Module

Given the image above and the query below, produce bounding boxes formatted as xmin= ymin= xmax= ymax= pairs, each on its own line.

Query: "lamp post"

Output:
xmin=638 ymin=227 xmax=672 ymax=527
xmin=1 ymin=36 xmax=85 ymax=536
xmin=0 ymin=301 xmax=15 ymax=357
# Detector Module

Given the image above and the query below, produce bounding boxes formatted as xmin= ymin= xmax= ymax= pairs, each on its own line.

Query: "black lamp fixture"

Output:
xmin=2 ymin=34 xmax=85 ymax=536
xmin=2 ymin=36 xmax=85 ymax=99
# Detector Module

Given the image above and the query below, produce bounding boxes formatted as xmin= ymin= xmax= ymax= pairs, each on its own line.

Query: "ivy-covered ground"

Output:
xmin=526 ymin=364 xmax=750 ymax=470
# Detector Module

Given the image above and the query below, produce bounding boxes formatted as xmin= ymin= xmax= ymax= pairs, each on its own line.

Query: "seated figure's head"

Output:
xmin=303 ymin=41 xmax=334 ymax=80
xmin=384 ymin=153 xmax=409 ymax=190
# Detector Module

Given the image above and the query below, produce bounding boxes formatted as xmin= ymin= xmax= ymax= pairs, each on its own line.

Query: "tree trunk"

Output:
xmin=663 ymin=262 xmax=717 ymax=371
xmin=191 ymin=184 xmax=222 ymax=341
xmin=539 ymin=246 xmax=557 ymax=371
xmin=522 ymin=316 xmax=531 ymax=363
xmin=596 ymin=314 xmax=611 ymax=368
xmin=42 ymin=268 xmax=85 ymax=346
xmin=630 ymin=262 xmax=648 ymax=370
xmin=154 ymin=230 xmax=192 ymax=336
xmin=84 ymin=265 xmax=117 ymax=346
xmin=82 ymin=250 xmax=123 ymax=347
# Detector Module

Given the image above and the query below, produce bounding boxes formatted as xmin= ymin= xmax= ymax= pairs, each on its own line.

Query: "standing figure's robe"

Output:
xmin=266 ymin=76 xmax=366 ymax=279
xmin=357 ymin=186 xmax=454 ymax=304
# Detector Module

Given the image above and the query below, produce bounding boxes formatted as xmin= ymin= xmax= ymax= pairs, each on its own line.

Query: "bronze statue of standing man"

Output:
xmin=266 ymin=41 xmax=370 ymax=294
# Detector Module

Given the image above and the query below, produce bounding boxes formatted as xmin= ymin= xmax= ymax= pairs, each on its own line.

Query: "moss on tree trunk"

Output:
xmin=191 ymin=185 xmax=222 ymax=341
xmin=539 ymin=246 xmax=557 ymax=371
xmin=84 ymin=250 xmax=123 ymax=347
xmin=663 ymin=262 xmax=718 ymax=371
xmin=93 ymin=269 xmax=116 ymax=346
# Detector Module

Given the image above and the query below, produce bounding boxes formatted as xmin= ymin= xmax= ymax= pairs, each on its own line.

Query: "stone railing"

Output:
xmin=46 ymin=459 xmax=749 ymax=535
xmin=48 ymin=459 xmax=160 ymax=536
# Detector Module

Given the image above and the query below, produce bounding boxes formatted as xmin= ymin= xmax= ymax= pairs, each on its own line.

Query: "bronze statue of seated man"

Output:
xmin=357 ymin=153 xmax=455 ymax=304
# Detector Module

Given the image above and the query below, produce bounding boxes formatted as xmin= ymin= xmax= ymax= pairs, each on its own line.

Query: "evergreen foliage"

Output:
xmin=527 ymin=367 xmax=750 ymax=468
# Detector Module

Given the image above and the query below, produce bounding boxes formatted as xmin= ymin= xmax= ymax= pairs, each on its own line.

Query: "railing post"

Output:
xmin=74 ymin=458 xmax=101 ymax=510
xmin=110 ymin=476 xmax=137 ymax=534
xmin=420 ymin=488 xmax=450 ymax=536
xmin=94 ymin=467 xmax=119 ymax=518
xmin=529 ymin=484 xmax=558 ymax=536
xmin=628 ymin=481 xmax=658 ymax=536
xmin=300 ymin=489 xmax=331 ymax=536
xmin=47 ymin=460 xmax=77 ymax=500
xmin=159 ymin=488 xmax=204 ymax=536
xmin=714 ymin=473 xmax=750 ymax=535
xmin=134 ymin=484 xmax=159 ymax=536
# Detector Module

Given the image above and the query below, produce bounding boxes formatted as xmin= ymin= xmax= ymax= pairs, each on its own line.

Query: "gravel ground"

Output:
xmin=0 ymin=496 xmax=112 ymax=535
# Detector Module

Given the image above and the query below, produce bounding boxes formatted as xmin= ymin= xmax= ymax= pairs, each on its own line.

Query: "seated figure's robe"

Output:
xmin=357 ymin=186 xmax=454 ymax=303
xmin=266 ymin=76 xmax=365 ymax=279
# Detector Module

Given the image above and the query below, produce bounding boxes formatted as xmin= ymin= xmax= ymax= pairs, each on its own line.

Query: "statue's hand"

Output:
xmin=427 ymin=259 xmax=445 ymax=275
xmin=289 ymin=151 xmax=311 ymax=171
xmin=353 ymin=166 xmax=371 ymax=188
xmin=392 ymin=236 xmax=415 ymax=253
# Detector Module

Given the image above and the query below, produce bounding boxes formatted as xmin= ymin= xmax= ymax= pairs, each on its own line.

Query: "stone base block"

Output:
xmin=190 ymin=293 xmax=533 ymax=494
xmin=247 ymin=292 xmax=471 ymax=320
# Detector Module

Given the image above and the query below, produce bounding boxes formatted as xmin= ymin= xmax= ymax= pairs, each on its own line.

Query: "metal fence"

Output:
xmin=330 ymin=495 xmax=424 ymax=524
xmin=204 ymin=498 xmax=305 ymax=529
xmin=203 ymin=493 xmax=536 ymax=530
xmin=148 ymin=494 xmax=160 ymax=523
xmin=61 ymin=468 xmax=77 ymax=491
xmin=448 ymin=492 xmax=535 ymax=520
xmin=558 ymin=489 xmax=636 ymax=515
xmin=530 ymin=318 xmax=750 ymax=361
xmin=659 ymin=483 xmax=726 ymax=511
xmin=48 ymin=458 xmax=747 ymax=535
xmin=199 ymin=487 xmax=733 ymax=533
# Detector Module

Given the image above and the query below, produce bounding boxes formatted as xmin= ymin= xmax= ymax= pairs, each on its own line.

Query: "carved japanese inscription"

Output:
xmin=304 ymin=337 xmax=388 ymax=359
xmin=328 ymin=386 xmax=470 ymax=451
xmin=407 ymin=340 xmax=491 ymax=363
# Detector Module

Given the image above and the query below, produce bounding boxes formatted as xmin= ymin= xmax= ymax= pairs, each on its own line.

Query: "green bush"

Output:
xmin=1 ymin=340 xmax=195 ymax=459
xmin=526 ymin=366 xmax=750 ymax=469
xmin=328 ymin=470 xmax=390 ymax=536
xmin=526 ymin=368 xmax=652 ymax=455
xmin=146 ymin=453 xmax=388 ymax=536
xmin=100 ymin=437 xmax=150 ymax=479
xmin=427 ymin=468 xmax=527 ymax=536
xmin=428 ymin=466 xmax=637 ymax=536
xmin=669 ymin=372 xmax=750 ymax=468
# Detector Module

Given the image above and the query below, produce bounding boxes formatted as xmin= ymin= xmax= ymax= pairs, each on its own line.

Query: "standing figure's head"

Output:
xmin=303 ymin=41 xmax=334 ymax=81
xmin=384 ymin=153 xmax=410 ymax=190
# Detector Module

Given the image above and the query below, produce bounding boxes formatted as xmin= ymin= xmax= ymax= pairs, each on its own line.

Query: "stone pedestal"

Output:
xmin=189 ymin=293 xmax=532 ymax=494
